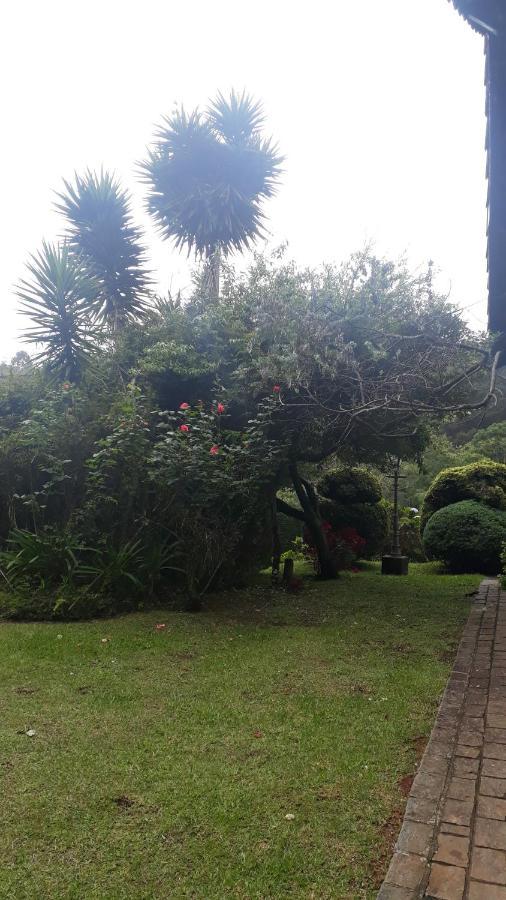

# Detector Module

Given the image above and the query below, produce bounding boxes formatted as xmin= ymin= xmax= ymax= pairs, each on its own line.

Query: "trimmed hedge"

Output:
xmin=318 ymin=466 xmax=382 ymax=505
xmin=422 ymin=499 xmax=506 ymax=574
xmin=421 ymin=460 xmax=506 ymax=532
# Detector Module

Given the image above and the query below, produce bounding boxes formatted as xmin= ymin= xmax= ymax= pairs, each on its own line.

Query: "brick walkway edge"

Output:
xmin=377 ymin=577 xmax=506 ymax=900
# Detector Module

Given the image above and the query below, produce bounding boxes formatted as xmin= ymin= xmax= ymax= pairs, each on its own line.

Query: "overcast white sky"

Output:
xmin=1 ymin=0 xmax=487 ymax=361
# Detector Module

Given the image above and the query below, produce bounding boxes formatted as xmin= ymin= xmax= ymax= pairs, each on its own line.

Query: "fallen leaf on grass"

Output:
xmin=253 ymin=730 xmax=263 ymax=738
xmin=155 ymin=623 xmax=166 ymax=630
xmin=285 ymin=813 xmax=295 ymax=820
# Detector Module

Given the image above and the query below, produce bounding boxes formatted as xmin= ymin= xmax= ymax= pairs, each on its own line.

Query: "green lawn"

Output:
xmin=0 ymin=563 xmax=480 ymax=899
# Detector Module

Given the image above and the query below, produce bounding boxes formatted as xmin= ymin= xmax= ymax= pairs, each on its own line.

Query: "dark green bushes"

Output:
xmin=421 ymin=460 xmax=506 ymax=532
xmin=318 ymin=467 xmax=387 ymax=558
xmin=423 ymin=500 xmax=506 ymax=574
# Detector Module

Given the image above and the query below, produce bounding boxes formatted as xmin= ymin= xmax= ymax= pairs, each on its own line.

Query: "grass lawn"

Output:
xmin=0 ymin=563 xmax=481 ymax=899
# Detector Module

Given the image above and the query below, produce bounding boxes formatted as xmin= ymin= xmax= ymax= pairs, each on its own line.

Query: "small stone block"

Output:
xmin=404 ymin=796 xmax=437 ymax=824
xmin=440 ymin=823 xmax=470 ymax=837
xmin=411 ymin=772 xmax=445 ymax=801
xmin=481 ymin=777 xmax=506 ymax=798
xmin=442 ymin=798 xmax=474 ymax=826
xmin=447 ymin=777 xmax=476 ymax=801
xmin=384 ymin=851 xmax=428 ymax=889
xmin=475 ymin=817 xmax=506 ymax=850
xmin=377 ymin=883 xmax=417 ymax=899
xmin=485 ymin=744 xmax=506 ymax=760
xmin=453 ymin=757 xmax=479 ymax=778
xmin=483 ymin=759 xmax=506 ymax=779
xmin=426 ymin=862 xmax=465 ymax=899
xmin=478 ymin=795 xmax=506 ymax=821
xmin=395 ymin=820 xmax=433 ymax=856
xmin=456 ymin=745 xmax=480 ymax=759
xmin=486 ymin=729 xmax=506 ymax=745
xmin=433 ymin=833 xmax=469 ymax=866
xmin=471 ymin=846 xmax=506 ymax=884
xmin=381 ymin=555 xmax=409 ymax=575
xmin=468 ymin=882 xmax=506 ymax=899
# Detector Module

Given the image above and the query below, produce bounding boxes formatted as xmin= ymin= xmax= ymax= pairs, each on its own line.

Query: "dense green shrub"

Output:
xmin=421 ymin=460 xmax=506 ymax=532
xmin=423 ymin=500 xmax=506 ymax=573
xmin=317 ymin=467 xmax=387 ymax=558
xmin=318 ymin=466 xmax=382 ymax=505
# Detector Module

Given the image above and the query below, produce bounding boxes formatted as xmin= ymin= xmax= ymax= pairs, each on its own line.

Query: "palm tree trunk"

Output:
xmin=205 ymin=249 xmax=221 ymax=300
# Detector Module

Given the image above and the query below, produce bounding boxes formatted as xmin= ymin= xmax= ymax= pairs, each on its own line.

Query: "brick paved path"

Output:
xmin=378 ymin=578 xmax=506 ymax=900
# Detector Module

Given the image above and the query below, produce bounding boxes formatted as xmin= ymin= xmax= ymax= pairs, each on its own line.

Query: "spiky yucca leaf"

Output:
xmin=56 ymin=170 xmax=151 ymax=328
xmin=140 ymin=91 xmax=283 ymax=259
xmin=17 ymin=242 xmax=100 ymax=379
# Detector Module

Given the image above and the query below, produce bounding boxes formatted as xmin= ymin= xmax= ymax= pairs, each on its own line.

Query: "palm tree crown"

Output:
xmin=140 ymin=90 xmax=283 ymax=259
xmin=55 ymin=170 xmax=151 ymax=329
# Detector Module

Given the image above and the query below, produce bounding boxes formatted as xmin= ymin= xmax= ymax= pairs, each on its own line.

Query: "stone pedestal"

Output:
xmin=381 ymin=555 xmax=409 ymax=575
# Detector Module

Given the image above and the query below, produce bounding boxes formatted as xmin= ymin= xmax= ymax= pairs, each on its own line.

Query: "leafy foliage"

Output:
xmin=423 ymin=500 xmax=506 ymax=573
xmin=141 ymin=91 xmax=283 ymax=258
xmin=17 ymin=243 xmax=99 ymax=379
xmin=421 ymin=460 xmax=506 ymax=532
xmin=56 ymin=170 xmax=151 ymax=328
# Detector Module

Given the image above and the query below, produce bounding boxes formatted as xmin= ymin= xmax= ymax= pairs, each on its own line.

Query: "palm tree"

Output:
xmin=140 ymin=90 xmax=283 ymax=296
xmin=55 ymin=170 xmax=151 ymax=329
xmin=17 ymin=242 xmax=100 ymax=380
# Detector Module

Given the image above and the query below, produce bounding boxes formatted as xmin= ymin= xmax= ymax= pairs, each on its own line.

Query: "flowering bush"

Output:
xmin=302 ymin=521 xmax=365 ymax=574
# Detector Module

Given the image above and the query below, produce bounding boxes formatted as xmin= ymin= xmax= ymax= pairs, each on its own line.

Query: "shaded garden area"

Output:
xmin=0 ymin=564 xmax=480 ymax=899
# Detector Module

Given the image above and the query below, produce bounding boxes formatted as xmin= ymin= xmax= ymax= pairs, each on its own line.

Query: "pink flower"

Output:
xmin=179 ymin=424 xmax=189 ymax=433
xmin=62 ymin=382 xmax=71 ymax=391
xmin=179 ymin=402 xmax=190 ymax=410
xmin=216 ymin=402 xmax=225 ymax=415
xmin=210 ymin=445 xmax=219 ymax=456
xmin=273 ymin=385 xmax=281 ymax=393
xmin=155 ymin=623 xmax=166 ymax=630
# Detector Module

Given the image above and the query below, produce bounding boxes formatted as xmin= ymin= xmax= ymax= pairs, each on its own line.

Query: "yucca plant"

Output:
xmin=56 ymin=169 xmax=151 ymax=329
xmin=77 ymin=539 xmax=144 ymax=596
xmin=140 ymin=90 xmax=283 ymax=296
xmin=17 ymin=242 xmax=100 ymax=380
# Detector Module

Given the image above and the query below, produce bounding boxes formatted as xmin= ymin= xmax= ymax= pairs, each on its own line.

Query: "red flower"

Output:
xmin=210 ymin=445 xmax=219 ymax=456
xmin=179 ymin=424 xmax=189 ymax=433
xmin=155 ymin=623 xmax=166 ymax=630
xmin=179 ymin=402 xmax=190 ymax=410
xmin=216 ymin=402 xmax=225 ymax=415
xmin=273 ymin=385 xmax=281 ymax=393
xmin=62 ymin=382 xmax=71 ymax=391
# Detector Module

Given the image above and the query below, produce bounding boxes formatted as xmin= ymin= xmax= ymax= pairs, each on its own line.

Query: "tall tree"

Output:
xmin=56 ymin=170 xmax=151 ymax=329
xmin=140 ymin=90 xmax=283 ymax=296
xmin=17 ymin=242 xmax=99 ymax=380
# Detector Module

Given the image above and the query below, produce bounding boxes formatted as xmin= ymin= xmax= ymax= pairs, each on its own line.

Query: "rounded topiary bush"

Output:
xmin=318 ymin=466 xmax=382 ymax=505
xmin=422 ymin=499 xmax=506 ymax=573
xmin=421 ymin=460 xmax=506 ymax=532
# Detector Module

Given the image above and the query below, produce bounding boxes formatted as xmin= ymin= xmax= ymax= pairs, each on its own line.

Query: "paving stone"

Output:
xmin=395 ymin=820 xmax=433 ymax=856
xmin=426 ymin=862 xmax=465 ymax=899
xmin=422 ymin=756 xmax=449 ymax=777
xmin=481 ymin=776 xmax=506 ymax=798
xmin=483 ymin=759 xmax=506 ymax=779
xmin=462 ymin=716 xmax=484 ymax=732
xmin=471 ymin=846 xmax=506 ymax=883
xmin=442 ymin=798 xmax=474 ymax=826
xmin=486 ymin=729 xmax=506 ymax=744
xmin=411 ymin=772 xmax=445 ymax=802
xmin=475 ymin=817 xmax=506 ymax=850
xmin=455 ymin=745 xmax=480 ymax=759
xmin=433 ymin=833 xmax=469 ymax=866
xmin=468 ymin=882 xmax=506 ymax=899
xmin=440 ymin=823 xmax=470 ymax=837
xmin=404 ymin=796 xmax=437 ymax=824
xmin=485 ymin=743 xmax=506 ymax=760
xmin=453 ymin=757 xmax=479 ymax=778
xmin=446 ymin=777 xmax=476 ymax=801
xmin=377 ymin=883 xmax=417 ymax=899
xmin=478 ymin=795 xmax=506 ymax=820
xmin=384 ymin=851 xmax=428 ymax=889
xmin=458 ymin=729 xmax=483 ymax=747
xmin=488 ymin=716 xmax=506 ymax=729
